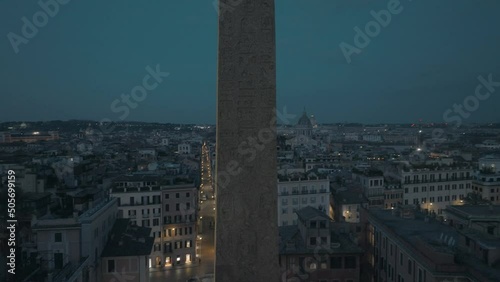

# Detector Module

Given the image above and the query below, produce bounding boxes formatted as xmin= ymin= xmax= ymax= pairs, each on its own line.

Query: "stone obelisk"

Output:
xmin=215 ymin=0 xmax=278 ymax=281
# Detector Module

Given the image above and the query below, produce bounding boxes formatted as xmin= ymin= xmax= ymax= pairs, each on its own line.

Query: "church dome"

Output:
xmin=297 ymin=110 xmax=312 ymax=128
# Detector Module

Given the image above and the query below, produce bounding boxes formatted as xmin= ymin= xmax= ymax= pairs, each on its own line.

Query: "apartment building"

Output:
xmin=473 ymin=156 xmax=500 ymax=204
xmin=279 ymin=206 xmax=363 ymax=282
xmin=399 ymin=165 xmax=473 ymax=217
xmin=101 ymin=219 xmax=154 ymax=282
xmin=31 ymin=197 xmax=118 ymax=282
xmin=277 ymin=175 xmax=330 ymax=226
xmin=333 ymin=189 xmax=368 ymax=223
xmin=383 ymin=178 xmax=403 ymax=209
xmin=365 ymin=206 xmax=497 ymax=282
xmin=110 ymin=175 xmax=198 ymax=269
xmin=178 ymin=143 xmax=192 ymax=154
xmin=352 ymin=169 xmax=384 ymax=207
xmin=160 ymin=183 xmax=198 ymax=268
xmin=443 ymin=205 xmax=500 ymax=281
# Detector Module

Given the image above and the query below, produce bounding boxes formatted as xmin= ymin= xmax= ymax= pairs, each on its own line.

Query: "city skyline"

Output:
xmin=1 ymin=0 xmax=500 ymax=124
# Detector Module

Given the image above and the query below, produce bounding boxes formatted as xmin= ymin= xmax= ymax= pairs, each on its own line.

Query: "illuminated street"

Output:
xmin=149 ymin=142 xmax=215 ymax=281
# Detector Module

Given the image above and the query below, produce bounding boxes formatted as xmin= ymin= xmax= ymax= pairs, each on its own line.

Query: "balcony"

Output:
xmin=280 ymin=191 xmax=289 ymax=196
xmin=142 ymin=214 xmax=150 ymax=218
xmin=153 ymin=213 xmax=161 ymax=217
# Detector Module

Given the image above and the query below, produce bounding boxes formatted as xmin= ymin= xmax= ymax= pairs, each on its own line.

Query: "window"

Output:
xmin=165 ymin=193 xmax=169 ymax=199
xmin=310 ymin=221 xmax=317 ymax=228
xmin=319 ymin=221 xmax=326 ymax=228
xmin=54 ymin=233 xmax=62 ymax=242
xmin=108 ymin=259 xmax=115 ymax=273
xmin=176 ymin=193 xmax=180 ymax=198
xmin=345 ymin=256 xmax=356 ymax=269
xmin=282 ymin=198 xmax=288 ymax=205
xmin=310 ymin=237 xmax=317 ymax=245
xmin=153 ymin=219 xmax=159 ymax=226
xmin=330 ymin=257 xmax=342 ymax=269
xmin=186 ymin=192 xmax=190 ymax=197
xmin=154 ymin=244 xmax=161 ymax=251
xmin=408 ymin=259 xmax=412 ymax=274
xmin=320 ymin=237 xmax=327 ymax=244
xmin=165 ymin=204 xmax=169 ymax=211
xmin=176 ymin=204 xmax=180 ymax=211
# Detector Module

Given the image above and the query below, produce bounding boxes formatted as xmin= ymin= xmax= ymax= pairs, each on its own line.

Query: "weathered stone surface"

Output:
xmin=215 ymin=0 xmax=279 ymax=281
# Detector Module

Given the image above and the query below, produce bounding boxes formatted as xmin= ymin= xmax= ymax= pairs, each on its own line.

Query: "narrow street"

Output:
xmin=150 ymin=142 xmax=215 ymax=281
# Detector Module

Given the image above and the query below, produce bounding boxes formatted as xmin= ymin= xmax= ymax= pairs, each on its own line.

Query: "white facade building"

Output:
xmin=110 ymin=176 xmax=198 ymax=269
xmin=277 ymin=176 xmax=330 ymax=226
xmin=178 ymin=143 xmax=191 ymax=154
xmin=399 ymin=166 xmax=473 ymax=217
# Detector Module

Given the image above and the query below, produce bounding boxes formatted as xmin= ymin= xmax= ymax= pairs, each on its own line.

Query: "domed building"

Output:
xmin=295 ymin=109 xmax=313 ymax=137
xmin=286 ymin=108 xmax=318 ymax=148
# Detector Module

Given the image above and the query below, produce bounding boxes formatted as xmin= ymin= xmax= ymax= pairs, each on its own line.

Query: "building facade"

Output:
xmin=399 ymin=166 xmax=473 ymax=217
xmin=278 ymin=176 xmax=330 ymax=226
xmin=32 ymin=197 xmax=118 ymax=282
xmin=110 ymin=175 xmax=198 ymax=269
xmin=279 ymin=206 xmax=362 ymax=282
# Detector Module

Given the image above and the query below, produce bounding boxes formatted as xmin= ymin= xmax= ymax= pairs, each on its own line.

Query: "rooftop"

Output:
xmin=334 ymin=190 xmax=367 ymax=205
xmin=296 ymin=206 xmax=331 ymax=222
xmin=368 ymin=208 xmax=460 ymax=257
xmin=279 ymin=225 xmax=363 ymax=255
xmin=101 ymin=219 xmax=154 ymax=257
xmin=446 ymin=205 xmax=500 ymax=219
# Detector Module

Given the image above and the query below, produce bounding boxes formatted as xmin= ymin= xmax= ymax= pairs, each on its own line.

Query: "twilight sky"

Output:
xmin=1 ymin=0 xmax=499 ymax=124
